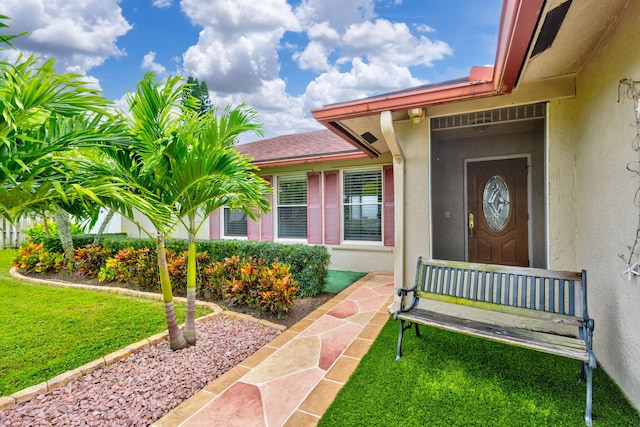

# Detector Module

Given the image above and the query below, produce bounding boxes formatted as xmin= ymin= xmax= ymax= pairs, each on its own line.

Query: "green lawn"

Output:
xmin=320 ymin=319 xmax=640 ymax=427
xmin=0 ymin=249 xmax=210 ymax=396
xmin=324 ymin=270 xmax=368 ymax=294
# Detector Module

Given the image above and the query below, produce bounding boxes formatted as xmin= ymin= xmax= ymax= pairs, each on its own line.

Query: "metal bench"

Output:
xmin=393 ymin=257 xmax=597 ymax=426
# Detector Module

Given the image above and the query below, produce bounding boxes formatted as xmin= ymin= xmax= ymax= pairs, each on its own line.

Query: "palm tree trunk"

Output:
xmin=54 ymin=209 xmax=74 ymax=268
xmin=156 ymin=233 xmax=187 ymax=350
xmin=183 ymin=227 xmax=197 ymax=346
xmin=93 ymin=208 xmax=115 ymax=245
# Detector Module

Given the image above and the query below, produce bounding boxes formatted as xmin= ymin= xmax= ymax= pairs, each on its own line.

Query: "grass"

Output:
xmin=0 ymin=249 xmax=211 ymax=397
xmin=319 ymin=319 xmax=640 ymax=427
xmin=324 ymin=270 xmax=367 ymax=294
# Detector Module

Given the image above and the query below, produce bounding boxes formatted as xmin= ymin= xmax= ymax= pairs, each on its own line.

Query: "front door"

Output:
xmin=467 ymin=158 xmax=529 ymax=266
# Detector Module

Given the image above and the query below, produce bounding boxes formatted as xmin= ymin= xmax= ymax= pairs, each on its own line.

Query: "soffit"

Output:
xmin=519 ymin=0 xmax=628 ymax=83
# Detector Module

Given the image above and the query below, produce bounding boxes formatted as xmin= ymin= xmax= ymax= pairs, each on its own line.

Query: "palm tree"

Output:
xmin=0 ymin=53 xmax=124 ymax=222
xmin=112 ymin=73 xmax=270 ymax=348
xmin=168 ymin=104 xmax=270 ymax=344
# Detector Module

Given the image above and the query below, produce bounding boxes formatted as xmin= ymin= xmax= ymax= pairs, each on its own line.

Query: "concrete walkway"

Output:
xmin=152 ymin=272 xmax=394 ymax=427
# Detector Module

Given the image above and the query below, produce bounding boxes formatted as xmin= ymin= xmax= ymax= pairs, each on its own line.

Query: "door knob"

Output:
xmin=468 ymin=212 xmax=475 ymax=237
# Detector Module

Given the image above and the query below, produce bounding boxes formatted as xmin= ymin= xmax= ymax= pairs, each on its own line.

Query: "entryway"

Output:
xmin=430 ymin=103 xmax=546 ymax=268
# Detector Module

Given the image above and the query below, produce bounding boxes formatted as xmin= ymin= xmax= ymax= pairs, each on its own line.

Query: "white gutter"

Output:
xmin=380 ymin=110 xmax=405 ymax=304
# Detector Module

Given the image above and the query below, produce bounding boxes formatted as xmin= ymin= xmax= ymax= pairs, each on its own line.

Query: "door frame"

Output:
xmin=463 ymin=154 xmax=532 ymax=265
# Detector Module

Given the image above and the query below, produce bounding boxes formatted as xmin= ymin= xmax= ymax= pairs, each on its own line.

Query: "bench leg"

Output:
xmin=584 ymin=361 xmax=594 ymax=426
xmin=396 ymin=319 xmax=417 ymax=360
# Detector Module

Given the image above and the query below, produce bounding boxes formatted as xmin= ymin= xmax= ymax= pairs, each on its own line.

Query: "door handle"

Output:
xmin=468 ymin=212 xmax=475 ymax=237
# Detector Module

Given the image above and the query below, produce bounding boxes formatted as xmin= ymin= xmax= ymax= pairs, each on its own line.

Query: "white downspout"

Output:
xmin=380 ymin=110 xmax=405 ymax=307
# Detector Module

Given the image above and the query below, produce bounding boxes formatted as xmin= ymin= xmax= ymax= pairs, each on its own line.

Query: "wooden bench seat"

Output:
xmin=393 ymin=257 xmax=597 ymax=426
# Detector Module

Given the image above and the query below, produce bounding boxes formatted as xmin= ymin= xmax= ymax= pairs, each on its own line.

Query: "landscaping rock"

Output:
xmin=0 ymin=316 xmax=280 ymax=426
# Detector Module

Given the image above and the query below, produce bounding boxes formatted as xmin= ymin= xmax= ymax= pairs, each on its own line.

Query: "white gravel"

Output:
xmin=0 ymin=316 xmax=281 ymax=427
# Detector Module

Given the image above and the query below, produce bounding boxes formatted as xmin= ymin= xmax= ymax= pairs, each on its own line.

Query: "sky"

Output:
xmin=1 ymin=0 xmax=503 ymax=141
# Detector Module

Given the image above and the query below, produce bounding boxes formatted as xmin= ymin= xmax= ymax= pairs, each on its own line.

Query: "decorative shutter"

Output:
xmin=383 ymin=165 xmax=395 ymax=246
xmin=247 ymin=213 xmax=260 ymax=240
xmin=324 ymin=170 xmax=340 ymax=244
xmin=261 ymin=176 xmax=274 ymax=241
xmin=307 ymin=172 xmax=322 ymax=243
xmin=209 ymin=209 xmax=220 ymax=239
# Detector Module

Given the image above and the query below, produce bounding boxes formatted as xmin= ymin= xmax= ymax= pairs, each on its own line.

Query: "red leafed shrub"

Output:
xmin=205 ymin=256 xmax=299 ymax=318
xmin=74 ymin=244 xmax=113 ymax=278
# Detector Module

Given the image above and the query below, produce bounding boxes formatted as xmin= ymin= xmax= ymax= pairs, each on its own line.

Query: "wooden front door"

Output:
xmin=467 ymin=158 xmax=529 ymax=266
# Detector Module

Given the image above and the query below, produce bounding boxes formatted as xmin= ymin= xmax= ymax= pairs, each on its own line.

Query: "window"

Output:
xmin=276 ymin=174 xmax=307 ymax=239
xmin=343 ymin=169 xmax=382 ymax=242
xmin=223 ymin=207 xmax=247 ymax=237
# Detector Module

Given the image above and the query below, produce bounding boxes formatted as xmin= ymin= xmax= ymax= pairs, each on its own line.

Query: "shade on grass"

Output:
xmin=0 ymin=249 xmax=210 ymax=396
xmin=320 ymin=319 xmax=640 ymax=427
xmin=324 ymin=270 xmax=367 ymax=294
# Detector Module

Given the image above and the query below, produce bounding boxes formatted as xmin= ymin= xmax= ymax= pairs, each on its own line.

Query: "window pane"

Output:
xmin=343 ymin=169 xmax=382 ymax=242
xmin=343 ymin=170 xmax=382 ymax=204
xmin=344 ymin=205 xmax=381 ymax=241
xmin=278 ymin=176 xmax=307 ymax=205
xmin=277 ymin=175 xmax=307 ymax=239
xmin=278 ymin=206 xmax=307 ymax=238
xmin=224 ymin=208 xmax=247 ymax=237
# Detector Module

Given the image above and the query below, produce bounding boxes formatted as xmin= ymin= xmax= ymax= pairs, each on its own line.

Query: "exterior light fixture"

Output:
xmin=407 ymin=108 xmax=425 ymax=124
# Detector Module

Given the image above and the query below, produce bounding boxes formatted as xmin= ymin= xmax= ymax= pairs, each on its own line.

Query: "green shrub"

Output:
xmin=97 ymin=238 xmax=330 ymax=297
xmin=42 ymin=233 xmax=128 ymax=253
xmin=23 ymin=221 xmax=83 ymax=243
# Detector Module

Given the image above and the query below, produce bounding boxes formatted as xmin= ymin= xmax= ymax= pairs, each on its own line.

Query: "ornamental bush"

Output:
xmin=206 ymin=256 xmax=299 ymax=318
xmin=74 ymin=245 xmax=113 ymax=277
xmin=14 ymin=242 xmax=67 ymax=273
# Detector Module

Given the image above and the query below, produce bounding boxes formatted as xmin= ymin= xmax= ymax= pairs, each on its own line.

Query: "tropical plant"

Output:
xmin=88 ymin=72 xmax=269 ymax=349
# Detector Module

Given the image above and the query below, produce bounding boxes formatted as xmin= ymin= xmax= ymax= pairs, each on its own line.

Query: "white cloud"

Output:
xmin=142 ymin=51 xmax=168 ymax=76
xmin=293 ymin=41 xmax=332 ymax=71
xmin=303 ymin=58 xmax=422 ymax=109
xmin=180 ymin=0 xmax=300 ymax=94
xmin=153 ymin=0 xmax=173 ymax=8
xmin=342 ymin=19 xmax=451 ymax=67
xmin=1 ymin=0 xmax=131 ymax=74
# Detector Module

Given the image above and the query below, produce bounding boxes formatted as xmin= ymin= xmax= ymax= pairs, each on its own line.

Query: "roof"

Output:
xmin=235 ymin=129 xmax=367 ymax=168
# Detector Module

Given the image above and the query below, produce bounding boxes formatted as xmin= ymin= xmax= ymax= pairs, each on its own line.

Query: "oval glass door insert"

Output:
xmin=482 ymin=175 xmax=510 ymax=230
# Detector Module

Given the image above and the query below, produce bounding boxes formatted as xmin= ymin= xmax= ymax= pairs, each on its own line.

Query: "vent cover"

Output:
xmin=431 ymin=103 xmax=545 ymax=131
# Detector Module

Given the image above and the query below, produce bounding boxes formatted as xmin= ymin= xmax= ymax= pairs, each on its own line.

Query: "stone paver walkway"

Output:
xmin=152 ymin=272 xmax=394 ymax=427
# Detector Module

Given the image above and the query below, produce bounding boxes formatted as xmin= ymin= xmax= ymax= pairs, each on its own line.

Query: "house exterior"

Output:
xmin=210 ymin=130 xmax=396 ymax=272
xmin=311 ymin=0 xmax=640 ymax=412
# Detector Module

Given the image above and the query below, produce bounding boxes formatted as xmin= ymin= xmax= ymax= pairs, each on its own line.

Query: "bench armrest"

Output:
xmin=393 ymin=287 xmax=420 ymax=319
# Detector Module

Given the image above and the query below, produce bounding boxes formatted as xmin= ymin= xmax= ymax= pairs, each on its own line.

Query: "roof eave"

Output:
xmin=310 ymin=0 xmax=545 ymax=125
xmin=252 ymin=152 xmax=369 ymax=168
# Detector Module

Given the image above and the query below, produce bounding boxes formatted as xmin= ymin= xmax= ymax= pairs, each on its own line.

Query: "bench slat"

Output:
xmin=415 ymin=291 xmax=584 ymax=327
xmin=397 ymin=309 xmax=590 ymax=361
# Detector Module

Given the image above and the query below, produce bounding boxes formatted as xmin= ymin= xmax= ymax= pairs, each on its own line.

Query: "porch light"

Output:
xmin=407 ymin=108 xmax=425 ymax=124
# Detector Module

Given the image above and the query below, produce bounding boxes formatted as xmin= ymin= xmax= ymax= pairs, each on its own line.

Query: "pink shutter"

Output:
xmin=307 ymin=172 xmax=322 ymax=243
xmin=247 ymin=217 xmax=260 ymax=240
xmin=209 ymin=209 xmax=221 ymax=239
xmin=260 ymin=176 xmax=274 ymax=241
xmin=324 ymin=170 xmax=340 ymax=244
xmin=383 ymin=165 xmax=395 ymax=246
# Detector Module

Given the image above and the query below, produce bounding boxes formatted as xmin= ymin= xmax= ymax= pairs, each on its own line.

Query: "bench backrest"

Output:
xmin=415 ymin=258 xmax=589 ymax=324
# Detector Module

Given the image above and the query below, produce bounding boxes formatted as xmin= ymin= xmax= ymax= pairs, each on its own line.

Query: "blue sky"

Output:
xmin=1 ymin=0 xmax=503 ymax=140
